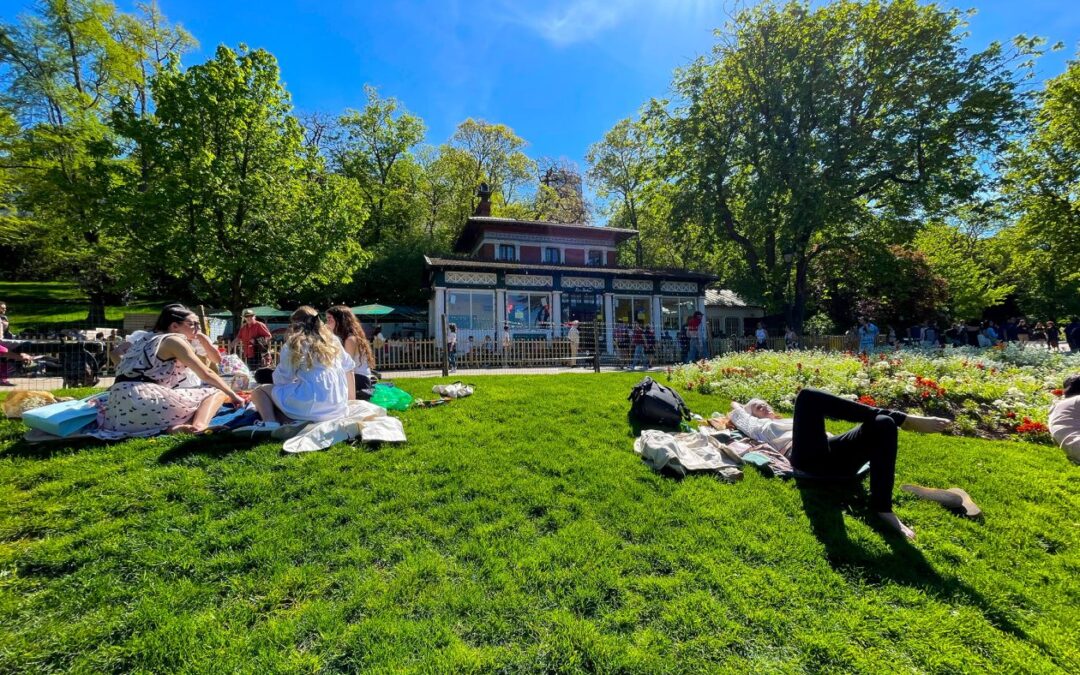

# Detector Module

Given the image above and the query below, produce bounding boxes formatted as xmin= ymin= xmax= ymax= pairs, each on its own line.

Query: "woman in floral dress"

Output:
xmin=97 ymin=304 xmax=242 ymax=436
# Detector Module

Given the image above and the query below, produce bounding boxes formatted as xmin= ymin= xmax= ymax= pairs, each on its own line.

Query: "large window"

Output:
xmin=544 ymin=247 xmax=561 ymax=264
xmin=506 ymin=292 xmax=552 ymax=329
xmin=446 ymin=291 xmax=494 ymax=331
xmin=661 ymin=298 xmax=698 ymax=335
xmin=614 ymin=296 xmax=651 ymax=328
xmin=725 ymin=317 xmax=741 ymax=338
xmin=497 ymin=244 xmax=516 ymax=261
xmin=587 ymin=250 xmax=603 ymax=266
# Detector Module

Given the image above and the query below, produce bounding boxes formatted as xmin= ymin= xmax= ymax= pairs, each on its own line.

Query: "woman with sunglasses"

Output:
xmin=97 ymin=304 xmax=242 ymax=436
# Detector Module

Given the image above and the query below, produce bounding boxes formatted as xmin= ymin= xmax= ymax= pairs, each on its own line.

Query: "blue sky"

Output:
xmin=4 ymin=1 xmax=1078 ymax=170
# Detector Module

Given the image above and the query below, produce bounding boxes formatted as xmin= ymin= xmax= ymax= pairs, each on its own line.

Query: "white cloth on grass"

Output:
xmin=283 ymin=400 xmax=405 ymax=453
xmin=634 ymin=429 xmax=743 ymax=481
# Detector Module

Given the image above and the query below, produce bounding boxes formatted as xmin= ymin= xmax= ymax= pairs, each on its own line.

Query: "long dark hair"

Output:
xmin=152 ymin=304 xmax=195 ymax=333
xmin=326 ymin=305 xmax=375 ymax=368
xmin=1065 ymin=375 xmax=1080 ymax=399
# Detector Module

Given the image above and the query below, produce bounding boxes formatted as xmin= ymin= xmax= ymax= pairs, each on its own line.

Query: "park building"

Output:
xmin=423 ymin=185 xmax=722 ymax=354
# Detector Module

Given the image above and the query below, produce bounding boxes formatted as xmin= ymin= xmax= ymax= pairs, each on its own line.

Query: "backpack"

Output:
xmin=628 ymin=377 xmax=691 ymax=428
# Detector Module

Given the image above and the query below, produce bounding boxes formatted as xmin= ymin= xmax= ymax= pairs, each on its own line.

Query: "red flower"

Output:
xmin=1016 ymin=418 xmax=1048 ymax=435
xmin=1005 ymin=411 xmax=1016 ymax=419
xmin=1052 ymin=389 xmax=1064 ymax=397
xmin=858 ymin=394 xmax=878 ymax=406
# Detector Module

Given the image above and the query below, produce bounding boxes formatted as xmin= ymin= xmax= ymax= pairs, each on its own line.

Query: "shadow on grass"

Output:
xmin=795 ymin=480 xmax=1030 ymax=643
xmin=0 ymin=436 xmax=112 ymax=459
xmin=157 ymin=433 xmax=256 ymax=463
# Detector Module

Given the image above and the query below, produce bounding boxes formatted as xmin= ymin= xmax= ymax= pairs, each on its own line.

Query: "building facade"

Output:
xmin=424 ymin=196 xmax=717 ymax=354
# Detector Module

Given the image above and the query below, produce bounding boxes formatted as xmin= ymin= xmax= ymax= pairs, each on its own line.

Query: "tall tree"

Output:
xmin=649 ymin=0 xmax=1036 ymax=330
xmin=118 ymin=45 xmax=367 ymax=314
xmin=449 ymin=118 xmax=535 ymax=212
xmin=0 ymin=0 xmax=191 ymax=317
xmin=534 ymin=157 xmax=589 ymax=223
xmin=333 ymin=86 xmax=425 ymax=246
xmin=1002 ymin=54 xmax=1080 ymax=318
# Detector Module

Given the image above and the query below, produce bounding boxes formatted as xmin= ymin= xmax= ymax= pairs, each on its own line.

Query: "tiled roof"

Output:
xmin=705 ymin=288 xmax=761 ymax=308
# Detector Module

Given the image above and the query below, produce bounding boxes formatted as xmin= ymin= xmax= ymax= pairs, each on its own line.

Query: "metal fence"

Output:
xmin=9 ymin=325 xmax=1065 ymax=392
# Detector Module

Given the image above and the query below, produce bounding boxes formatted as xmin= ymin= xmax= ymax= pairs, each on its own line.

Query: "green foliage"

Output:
xmin=0 ymin=0 xmax=193 ymax=315
xmin=625 ymin=0 xmax=1037 ymax=327
xmin=1 ymin=374 xmax=1077 ymax=671
xmin=116 ymin=45 xmax=368 ymax=312
xmin=333 ymin=86 xmax=426 ymax=247
xmin=914 ymin=222 xmax=1013 ymax=320
xmin=1002 ymin=54 xmax=1080 ymax=318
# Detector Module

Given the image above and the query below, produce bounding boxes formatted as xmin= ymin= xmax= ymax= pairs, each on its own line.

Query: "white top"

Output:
xmin=353 ymin=354 xmax=371 ymax=378
xmin=271 ymin=343 xmax=355 ymax=422
xmin=1049 ymin=396 xmax=1080 ymax=462
xmin=336 ymin=335 xmax=372 ymax=378
xmin=568 ymin=326 xmax=580 ymax=345
xmin=729 ymin=405 xmax=794 ymax=455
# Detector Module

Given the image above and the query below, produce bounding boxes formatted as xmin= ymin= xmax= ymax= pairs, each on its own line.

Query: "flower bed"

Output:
xmin=668 ymin=344 xmax=1078 ymax=443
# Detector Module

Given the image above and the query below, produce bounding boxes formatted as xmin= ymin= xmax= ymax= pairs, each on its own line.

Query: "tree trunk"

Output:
xmin=85 ymin=291 xmax=109 ymax=326
xmin=792 ymin=256 xmax=809 ymax=334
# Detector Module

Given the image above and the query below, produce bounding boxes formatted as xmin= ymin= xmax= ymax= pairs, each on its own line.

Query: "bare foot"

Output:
xmin=167 ymin=424 xmax=199 ymax=435
xmin=877 ymin=511 xmax=916 ymax=540
xmin=901 ymin=415 xmax=950 ymax=434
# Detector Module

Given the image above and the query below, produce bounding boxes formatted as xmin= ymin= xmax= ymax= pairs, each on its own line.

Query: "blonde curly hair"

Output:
xmin=285 ymin=306 xmax=341 ymax=370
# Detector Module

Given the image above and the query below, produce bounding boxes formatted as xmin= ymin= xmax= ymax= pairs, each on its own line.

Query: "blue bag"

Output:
xmin=22 ymin=394 xmax=106 ymax=437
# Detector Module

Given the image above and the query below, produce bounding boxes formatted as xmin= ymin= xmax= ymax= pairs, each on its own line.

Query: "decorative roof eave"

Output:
xmin=424 ymin=256 xmax=717 ymax=282
xmin=453 ymin=216 xmax=638 ymax=252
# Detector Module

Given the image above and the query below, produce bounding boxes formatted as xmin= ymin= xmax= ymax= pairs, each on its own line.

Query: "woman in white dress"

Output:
xmin=250 ymin=306 xmax=355 ymax=426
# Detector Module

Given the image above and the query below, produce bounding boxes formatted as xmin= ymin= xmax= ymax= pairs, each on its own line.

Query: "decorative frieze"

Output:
xmin=446 ymin=271 xmax=497 ymax=286
xmin=505 ymin=274 xmax=553 ymax=288
xmin=613 ymin=279 xmax=654 ymax=293
xmin=561 ymin=276 xmax=604 ymax=290
xmin=661 ymin=280 xmax=698 ymax=294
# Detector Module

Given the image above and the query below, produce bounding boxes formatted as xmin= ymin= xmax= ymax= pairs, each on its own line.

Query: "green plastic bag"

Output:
xmin=370 ymin=383 xmax=413 ymax=411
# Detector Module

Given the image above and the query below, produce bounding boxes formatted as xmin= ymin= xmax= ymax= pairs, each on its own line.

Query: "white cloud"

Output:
xmin=501 ymin=0 xmax=637 ymax=46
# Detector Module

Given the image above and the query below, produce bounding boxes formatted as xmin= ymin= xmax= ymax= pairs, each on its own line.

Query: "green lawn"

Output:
xmin=1 ymin=373 xmax=1077 ymax=672
xmin=0 ymin=281 xmax=162 ymax=332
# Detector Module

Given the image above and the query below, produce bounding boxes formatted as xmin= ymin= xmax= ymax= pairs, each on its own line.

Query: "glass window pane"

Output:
xmin=507 ymin=292 xmax=529 ymax=327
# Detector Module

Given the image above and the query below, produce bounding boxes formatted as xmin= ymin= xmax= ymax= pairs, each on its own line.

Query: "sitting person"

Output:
xmin=729 ymin=388 xmax=950 ymax=539
xmin=98 ymin=304 xmax=242 ymax=435
xmin=250 ymin=306 xmax=354 ymax=427
xmin=325 ymin=305 xmax=376 ymax=401
xmin=1049 ymin=375 xmax=1080 ymax=464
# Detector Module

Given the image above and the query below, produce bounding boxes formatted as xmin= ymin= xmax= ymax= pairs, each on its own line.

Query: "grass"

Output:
xmin=1 ymin=373 xmax=1078 ymax=672
xmin=0 ymin=281 xmax=162 ymax=332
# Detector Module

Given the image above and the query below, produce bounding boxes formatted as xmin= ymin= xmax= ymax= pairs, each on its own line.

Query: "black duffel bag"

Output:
xmin=628 ymin=376 xmax=691 ymax=428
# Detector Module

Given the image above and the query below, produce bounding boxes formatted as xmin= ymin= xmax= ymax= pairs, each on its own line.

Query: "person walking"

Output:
xmin=447 ymin=323 xmax=458 ymax=373
xmin=230 ymin=309 xmax=273 ymax=371
xmin=1045 ymin=320 xmax=1060 ymax=352
xmin=567 ymin=320 xmax=580 ymax=367
xmin=857 ymin=316 xmax=879 ymax=354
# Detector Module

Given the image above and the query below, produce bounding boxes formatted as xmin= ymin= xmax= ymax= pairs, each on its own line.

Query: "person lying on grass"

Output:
xmin=98 ymin=304 xmax=243 ymax=436
xmin=1049 ymin=374 xmax=1080 ymax=464
xmin=729 ymin=388 xmax=950 ymax=540
xmin=250 ymin=306 xmax=355 ymax=431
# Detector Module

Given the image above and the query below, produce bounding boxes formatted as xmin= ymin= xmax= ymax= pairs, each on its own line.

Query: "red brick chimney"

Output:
xmin=474 ymin=182 xmax=492 ymax=217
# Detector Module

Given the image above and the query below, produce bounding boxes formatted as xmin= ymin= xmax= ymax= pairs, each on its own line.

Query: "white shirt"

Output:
xmin=568 ymin=326 xmax=580 ymax=345
xmin=271 ymin=343 xmax=355 ymax=422
xmin=1049 ymin=396 xmax=1080 ymax=463
xmin=729 ymin=405 xmax=794 ymax=455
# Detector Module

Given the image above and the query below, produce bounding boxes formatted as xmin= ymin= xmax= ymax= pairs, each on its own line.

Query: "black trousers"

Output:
xmin=789 ymin=388 xmax=908 ymax=512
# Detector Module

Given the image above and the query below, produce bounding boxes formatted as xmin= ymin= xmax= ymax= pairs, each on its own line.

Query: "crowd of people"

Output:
xmin=100 ymin=303 xmax=378 ymax=436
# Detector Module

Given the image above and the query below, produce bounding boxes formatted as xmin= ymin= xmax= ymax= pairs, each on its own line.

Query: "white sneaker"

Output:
xmin=233 ymin=420 xmax=281 ymax=435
